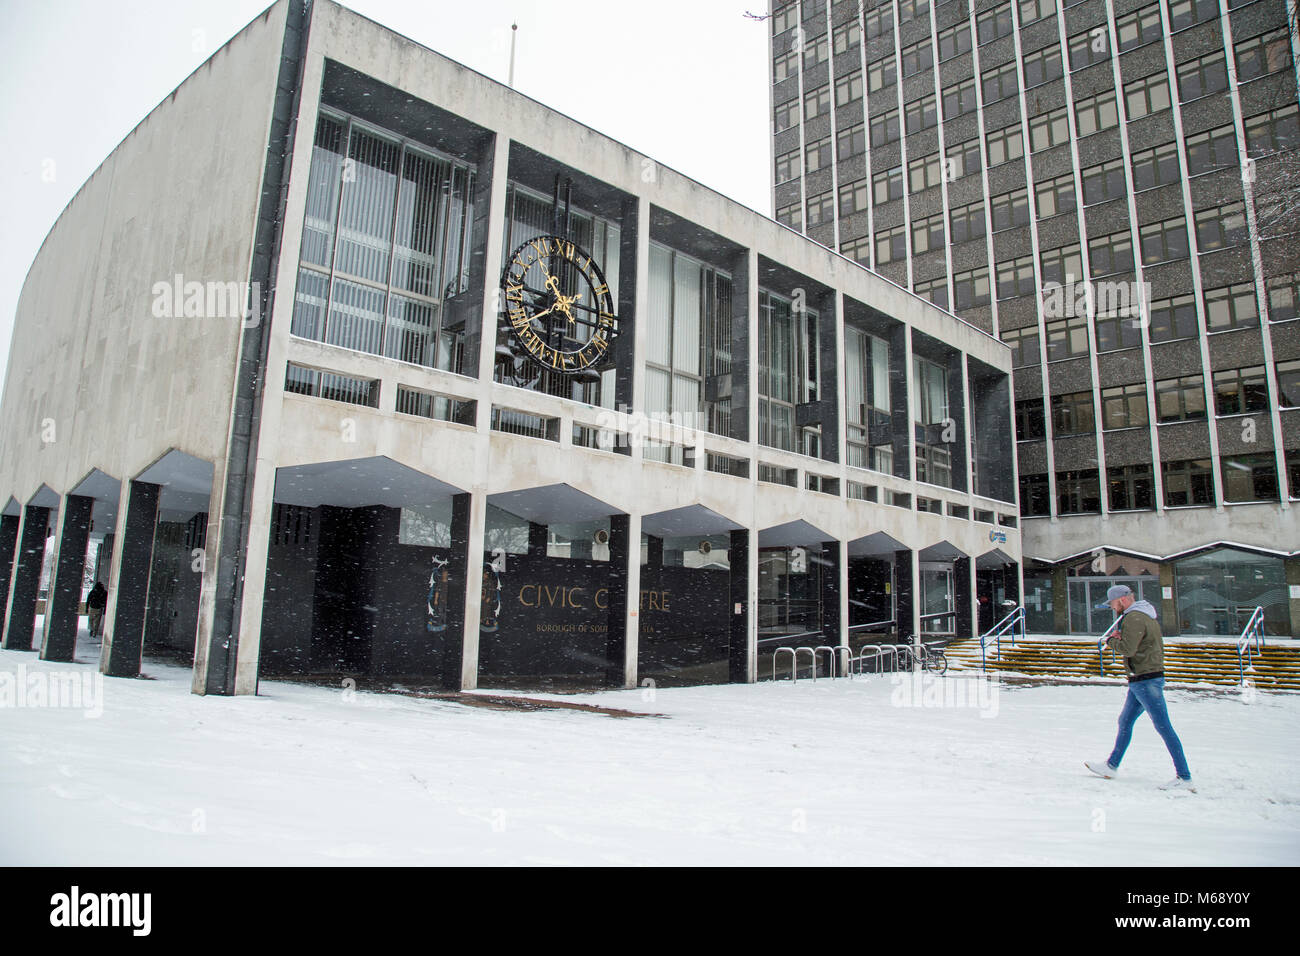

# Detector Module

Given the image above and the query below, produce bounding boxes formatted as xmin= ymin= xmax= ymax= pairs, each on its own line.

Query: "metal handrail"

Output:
xmin=848 ymin=619 xmax=895 ymax=633
xmin=979 ymin=605 xmax=1026 ymax=672
xmin=1095 ymin=617 xmax=1122 ymax=676
xmin=1236 ymin=606 xmax=1265 ymax=684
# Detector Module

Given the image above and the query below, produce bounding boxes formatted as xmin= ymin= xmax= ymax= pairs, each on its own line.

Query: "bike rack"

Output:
xmin=853 ymin=645 xmax=885 ymax=675
xmin=834 ymin=645 xmax=853 ymax=679
xmin=773 ymin=647 xmax=796 ymax=682
xmin=794 ymin=646 xmax=816 ymax=681
xmin=814 ymin=645 xmax=841 ymax=677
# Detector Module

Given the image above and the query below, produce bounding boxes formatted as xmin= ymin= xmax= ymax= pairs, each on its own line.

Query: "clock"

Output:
xmin=501 ymin=234 xmax=617 ymax=374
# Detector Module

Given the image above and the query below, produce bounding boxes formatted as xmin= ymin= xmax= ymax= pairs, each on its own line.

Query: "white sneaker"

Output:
xmin=1159 ymin=777 xmax=1196 ymax=792
xmin=1085 ymin=760 xmax=1119 ymax=779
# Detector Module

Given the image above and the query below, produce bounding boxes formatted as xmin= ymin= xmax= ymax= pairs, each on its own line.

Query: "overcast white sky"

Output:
xmin=0 ymin=0 xmax=772 ymax=375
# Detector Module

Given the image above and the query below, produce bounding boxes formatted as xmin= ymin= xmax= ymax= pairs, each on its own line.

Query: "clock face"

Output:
xmin=501 ymin=234 xmax=617 ymax=374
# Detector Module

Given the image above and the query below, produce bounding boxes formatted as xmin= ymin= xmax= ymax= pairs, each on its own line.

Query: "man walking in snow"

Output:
xmin=1085 ymin=584 xmax=1193 ymax=791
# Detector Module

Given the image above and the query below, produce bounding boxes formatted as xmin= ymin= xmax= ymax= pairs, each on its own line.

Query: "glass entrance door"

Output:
xmin=920 ymin=562 xmax=956 ymax=636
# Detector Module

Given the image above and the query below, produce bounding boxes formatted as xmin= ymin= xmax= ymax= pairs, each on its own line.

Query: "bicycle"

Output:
xmin=920 ymin=642 xmax=949 ymax=676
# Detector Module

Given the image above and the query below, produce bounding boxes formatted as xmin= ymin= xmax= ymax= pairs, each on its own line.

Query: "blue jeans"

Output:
xmin=1108 ymin=677 xmax=1191 ymax=779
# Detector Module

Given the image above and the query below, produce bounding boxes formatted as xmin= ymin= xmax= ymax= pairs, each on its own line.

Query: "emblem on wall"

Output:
xmin=481 ymin=562 xmax=502 ymax=634
xmin=500 ymin=234 xmax=617 ymax=374
xmin=427 ymin=556 xmax=448 ymax=633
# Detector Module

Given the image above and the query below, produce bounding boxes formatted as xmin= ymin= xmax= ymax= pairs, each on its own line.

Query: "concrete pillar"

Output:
xmin=728 ymin=528 xmax=752 ymax=683
xmin=621 ymin=513 xmax=641 ymax=689
xmin=819 ymin=540 xmax=842 ymax=649
xmin=102 ymin=481 xmax=159 ymax=678
xmin=955 ymin=555 xmax=973 ymax=640
xmin=895 ymin=548 xmax=916 ymax=643
xmin=2 ymin=505 xmax=50 ymax=651
xmin=605 ymin=514 xmax=631 ymax=686
xmin=1286 ymin=557 xmax=1299 ymax=641
xmin=0 ymin=513 xmax=21 ymax=638
xmin=441 ymin=492 xmax=474 ymax=690
xmin=41 ymin=494 xmax=93 ymax=662
xmin=1051 ymin=566 xmax=1069 ymax=634
xmin=1159 ymin=562 xmax=1179 ymax=636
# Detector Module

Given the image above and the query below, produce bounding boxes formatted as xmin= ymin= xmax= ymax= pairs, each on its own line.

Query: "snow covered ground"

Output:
xmin=1 ymin=643 xmax=1297 ymax=866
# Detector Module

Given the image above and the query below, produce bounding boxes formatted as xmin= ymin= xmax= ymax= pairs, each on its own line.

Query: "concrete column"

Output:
xmin=728 ymin=529 xmax=751 ymax=682
xmin=605 ymin=514 xmax=631 ymax=687
xmin=102 ymin=481 xmax=159 ymax=678
xmin=819 ymin=540 xmax=842 ymax=650
xmin=2 ymin=505 xmax=50 ymax=651
xmin=955 ymin=555 xmax=973 ymax=640
xmin=838 ymin=539 xmax=850 ymax=654
xmin=1159 ymin=562 xmax=1179 ymax=636
xmin=895 ymin=548 xmax=916 ymax=644
xmin=41 ymin=494 xmax=93 ymax=662
xmin=1285 ymin=557 xmax=1299 ymax=641
xmin=0 ymin=513 xmax=21 ymax=638
xmin=621 ymin=513 xmax=641 ymax=689
xmin=442 ymin=492 xmax=474 ymax=690
xmin=1051 ymin=566 xmax=1069 ymax=634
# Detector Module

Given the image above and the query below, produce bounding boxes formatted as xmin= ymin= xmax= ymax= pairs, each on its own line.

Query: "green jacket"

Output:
xmin=1106 ymin=599 xmax=1164 ymax=679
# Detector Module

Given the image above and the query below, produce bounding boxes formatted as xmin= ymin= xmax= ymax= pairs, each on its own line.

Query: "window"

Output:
xmin=833 ymin=18 xmax=861 ymax=55
xmin=876 ymin=225 xmax=908 ymax=264
xmin=774 ymin=47 xmax=799 ymax=83
xmin=1095 ymin=312 xmax=1144 ymax=352
xmin=898 ymin=0 xmax=931 ymax=23
xmin=836 ymin=71 xmax=864 ymax=107
xmin=986 ymin=125 xmax=1024 ymax=167
xmin=864 ymin=5 xmax=893 ymax=39
xmin=913 ymin=355 xmax=954 ymax=488
xmin=913 ymin=212 xmax=946 ymax=254
xmin=845 ymin=326 xmax=893 ymax=472
xmin=1069 ymin=27 xmax=1110 ymax=70
xmin=938 ymin=22 xmax=971 ymax=60
xmin=1116 ymin=6 xmax=1163 ymax=52
xmin=1075 ymin=91 xmax=1118 ymax=136
xmin=803 ymin=33 xmax=829 ymax=68
xmin=804 ymin=85 xmax=831 ymax=121
xmin=1177 ymin=51 xmax=1229 ymax=102
xmin=1212 ymin=366 xmax=1269 ymax=415
xmin=1276 ymin=358 xmax=1300 ymax=407
xmin=775 ymin=148 xmax=801 ymax=183
xmin=1267 ymin=275 xmax=1300 ymax=322
xmin=1019 ymin=0 xmax=1056 ymax=24
xmin=1040 ymin=244 xmax=1083 ymax=285
xmin=1155 ymin=374 xmax=1207 ymax=422
xmin=870 ymin=107 xmax=901 ymax=146
xmin=776 ymin=201 xmax=801 ymax=230
xmin=943 ymin=78 xmax=979 ymax=117
xmin=1016 ymin=398 xmax=1046 ymax=440
xmin=838 ymin=122 xmax=866 ymax=158
xmin=1163 ymin=459 xmax=1214 ymax=507
xmin=1101 ymin=383 xmax=1149 ymax=428
xmin=758 ymin=289 xmax=820 ymax=454
xmin=1221 ymin=455 xmax=1279 ymax=503
xmin=1090 ymin=231 xmax=1136 ymax=276
xmin=873 ymin=165 xmax=904 ymax=204
xmin=1045 ymin=317 xmax=1091 ymax=361
xmin=977 ymin=4 xmax=1014 ymax=44
xmin=806 ymin=192 xmax=835 ymax=227
xmin=1057 ymin=469 xmax=1102 ymax=514
xmin=1023 ymin=45 xmax=1064 ymax=88
xmin=840 ymin=179 xmax=868 ymax=217
xmin=945 ymin=138 xmax=981 ymax=180
xmin=1132 ymin=143 xmax=1180 ymax=190
xmin=1148 ymin=294 xmax=1198 ymax=342
xmin=901 ymin=40 xmax=934 ymax=77
xmin=1030 ymin=107 xmax=1070 ymax=151
xmin=1020 ymin=473 xmax=1051 ymax=516
xmin=983 ymin=62 xmax=1020 ymax=104
xmin=771 ymin=3 xmax=798 ymax=35
xmin=905 ymin=95 xmax=938 ymax=134
xmin=805 ymin=135 xmax=833 ymax=174
xmin=991 ymin=188 xmax=1031 ymax=231
xmin=774 ymin=98 xmax=799 ymax=133
xmin=1204 ymin=283 xmax=1258 ymax=332
xmin=915 ymin=276 xmax=949 ymax=309
xmin=1109 ymin=464 xmax=1155 ymax=510
xmin=1082 ymin=158 xmax=1126 ymax=205
xmin=1167 ymin=0 xmax=1218 ymax=32
xmin=950 ymin=201 xmax=987 ymax=243
xmin=1139 ymin=217 xmax=1190 ymax=265
xmin=1002 ymin=324 xmax=1042 ymax=366
xmin=1036 ymin=173 xmax=1076 ymax=218
xmin=1235 ymin=29 xmax=1292 ymax=83
xmin=1194 ymin=202 xmax=1248 ymax=251
xmin=909 ymin=153 xmax=944 ymax=193
xmin=842 ymin=235 xmax=871 ymax=264
xmin=1185 ymin=124 xmax=1237 ymax=175
xmin=1245 ymin=105 xmax=1300 ymax=156
xmin=997 ymin=255 xmax=1036 ymax=299
xmin=868 ymin=56 xmax=898 ymax=92
xmin=1125 ymin=73 xmax=1171 ymax=118
xmin=954 ymin=267 xmax=992 ymax=309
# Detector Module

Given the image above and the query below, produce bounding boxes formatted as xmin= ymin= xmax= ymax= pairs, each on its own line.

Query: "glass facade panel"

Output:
xmin=1174 ymin=548 xmax=1289 ymax=636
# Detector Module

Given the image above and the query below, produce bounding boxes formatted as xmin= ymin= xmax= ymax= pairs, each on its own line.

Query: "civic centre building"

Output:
xmin=0 ymin=0 xmax=1020 ymax=696
xmin=768 ymin=0 xmax=1300 ymax=638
